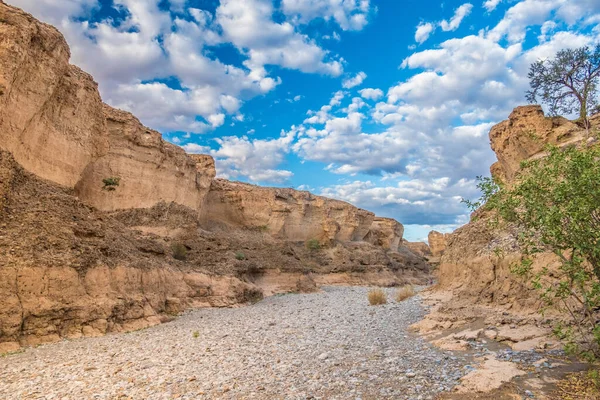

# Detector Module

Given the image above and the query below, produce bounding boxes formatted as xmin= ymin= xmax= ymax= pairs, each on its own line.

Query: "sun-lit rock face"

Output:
xmin=403 ymin=240 xmax=432 ymax=258
xmin=364 ymin=217 xmax=404 ymax=251
xmin=201 ymin=179 xmax=376 ymax=243
xmin=489 ymin=105 xmax=581 ymax=184
xmin=0 ymin=3 xmax=215 ymax=213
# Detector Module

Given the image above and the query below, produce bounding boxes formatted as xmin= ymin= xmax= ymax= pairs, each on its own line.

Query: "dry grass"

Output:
xmin=368 ymin=288 xmax=387 ymax=305
xmin=395 ymin=285 xmax=416 ymax=302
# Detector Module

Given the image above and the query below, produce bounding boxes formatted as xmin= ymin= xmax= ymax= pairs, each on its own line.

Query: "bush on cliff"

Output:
xmin=466 ymin=145 xmax=600 ymax=361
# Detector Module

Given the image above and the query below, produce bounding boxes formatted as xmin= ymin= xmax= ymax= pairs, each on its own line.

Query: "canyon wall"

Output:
xmin=0 ymin=3 xmax=214 ymax=212
xmin=0 ymin=2 xmax=429 ymax=351
xmin=437 ymin=105 xmax=594 ymax=310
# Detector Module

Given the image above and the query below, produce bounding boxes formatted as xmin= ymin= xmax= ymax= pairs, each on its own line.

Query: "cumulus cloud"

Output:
xmin=342 ymin=72 xmax=367 ymax=89
xmin=415 ymin=22 xmax=435 ymax=44
xmin=440 ymin=3 xmax=474 ymax=32
xmin=320 ymin=178 xmax=479 ymax=225
xmin=483 ymin=0 xmax=502 ymax=12
xmin=12 ymin=0 xmax=350 ymax=134
xmin=359 ymin=88 xmax=384 ymax=101
xmin=281 ymin=0 xmax=372 ymax=31
xmin=217 ymin=0 xmax=343 ymax=77
xmin=414 ymin=3 xmax=473 ymax=44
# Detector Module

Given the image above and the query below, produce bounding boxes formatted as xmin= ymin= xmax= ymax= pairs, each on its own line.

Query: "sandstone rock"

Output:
xmin=428 ymin=231 xmax=450 ymax=257
xmin=0 ymin=2 xmax=214 ymax=213
xmin=403 ymin=240 xmax=432 ymax=258
xmin=489 ymin=105 xmax=581 ymax=184
xmin=364 ymin=217 xmax=404 ymax=251
xmin=201 ymin=179 xmax=375 ymax=243
xmin=0 ymin=2 xmax=432 ymax=350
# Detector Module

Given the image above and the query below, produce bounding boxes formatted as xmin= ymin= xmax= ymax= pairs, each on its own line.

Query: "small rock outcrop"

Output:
xmin=489 ymin=105 xmax=581 ymax=184
xmin=403 ymin=240 xmax=432 ymax=258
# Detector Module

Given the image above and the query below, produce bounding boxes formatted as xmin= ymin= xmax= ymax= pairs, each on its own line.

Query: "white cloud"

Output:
xmin=359 ymin=88 xmax=384 ymax=101
xmin=483 ymin=0 xmax=502 ymax=12
xmin=342 ymin=72 xmax=367 ymax=89
xmin=414 ymin=3 xmax=473 ymax=44
xmin=415 ymin=22 xmax=435 ymax=44
xmin=217 ymin=0 xmax=343 ymax=77
xmin=440 ymin=3 xmax=474 ymax=32
xmin=281 ymin=0 xmax=372 ymax=31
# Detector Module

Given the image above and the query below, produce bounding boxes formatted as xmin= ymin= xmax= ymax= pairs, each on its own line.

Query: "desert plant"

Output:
xmin=172 ymin=243 xmax=187 ymax=261
xmin=192 ymin=331 xmax=199 ymax=338
xmin=235 ymin=251 xmax=246 ymax=260
xmin=368 ymin=288 xmax=387 ymax=305
xmin=465 ymin=145 xmax=600 ymax=360
xmin=306 ymin=239 xmax=321 ymax=251
xmin=395 ymin=285 xmax=416 ymax=302
xmin=102 ymin=176 xmax=121 ymax=191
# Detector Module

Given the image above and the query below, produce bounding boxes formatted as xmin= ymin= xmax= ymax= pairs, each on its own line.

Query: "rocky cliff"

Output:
xmin=437 ymin=105 xmax=595 ymax=309
xmin=0 ymin=2 xmax=429 ymax=351
xmin=0 ymin=3 xmax=214 ymax=213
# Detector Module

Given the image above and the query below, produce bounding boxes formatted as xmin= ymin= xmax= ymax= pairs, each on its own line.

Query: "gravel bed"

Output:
xmin=0 ymin=287 xmax=473 ymax=399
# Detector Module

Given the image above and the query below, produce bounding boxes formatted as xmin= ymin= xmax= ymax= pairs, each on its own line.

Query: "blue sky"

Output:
xmin=13 ymin=0 xmax=600 ymax=241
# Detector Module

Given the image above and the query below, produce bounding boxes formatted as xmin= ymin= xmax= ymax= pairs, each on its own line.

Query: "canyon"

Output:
xmin=0 ymin=2 xmax=429 ymax=352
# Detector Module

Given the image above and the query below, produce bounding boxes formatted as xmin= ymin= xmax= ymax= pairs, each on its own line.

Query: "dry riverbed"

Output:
xmin=0 ymin=287 xmax=580 ymax=399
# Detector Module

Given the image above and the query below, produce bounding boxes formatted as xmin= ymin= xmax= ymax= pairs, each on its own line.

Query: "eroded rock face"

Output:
xmin=364 ymin=217 xmax=404 ymax=251
xmin=201 ymin=179 xmax=375 ymax=243
xmin=0 ymin=4 xmax=107 ymax=187
xmin=489 ymin=105 xmax=581 ymax=183
xmin=403 ymin=240 xmax=432 ymax=258
xmin=428 ymin=231 xmax=450 ymax=257
xmin=0 ymin=3 xmax=215 ymax=213
xmin=74 ymin=106 xmax=216 ymax=212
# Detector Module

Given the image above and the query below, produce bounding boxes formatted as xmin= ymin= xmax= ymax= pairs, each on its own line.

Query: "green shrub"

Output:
xmin=306 ymin=239 xmax=321 ymax=251
xmin=192 ymin=331 xmax=199 ymax=338
xmin=172 ymin=243 xmax=187 ymax=261
xmin=235 ymin=251 xmax=246 ymax=260
xmin=102 ymin=176 xmax=121 ymax=191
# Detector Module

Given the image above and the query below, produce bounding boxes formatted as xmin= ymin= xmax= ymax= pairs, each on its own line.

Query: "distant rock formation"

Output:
xmin=0 ymin=2 xmax=430 ymax=351
xmin=403 ymin=240 xmax=432 ymax=258
xmin=428 ymin=231 xmax=451 ymax=257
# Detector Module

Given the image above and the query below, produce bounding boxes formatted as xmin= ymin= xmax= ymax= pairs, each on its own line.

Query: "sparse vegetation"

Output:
xmin=306 ymin=239 xmax=321 ymax=251
xmin=102 ymin=176 xmax=121 ymax=191
xmin=192 ymin=331 xmax=199 ymax=338
xmin=395 ymin=285 xmax=416 ymax=302
xmin=368 ymin=288 xmax=387 ymax=305
xmin=554 ymin=369 xmax=600 ymax=399
xmin=235 ymin=251 xmax=246 ymax=260
xmin=172 ymin=243 xmax=187 ymax=261
xmin=465 ymin=145 xmax=600 ymax=360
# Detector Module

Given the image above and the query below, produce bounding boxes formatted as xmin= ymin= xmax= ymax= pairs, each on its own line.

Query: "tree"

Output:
xmin=465 ymin=145 xmax=600 ymax=360
xmin=526 ymin=44 xmax=600 ymax=132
